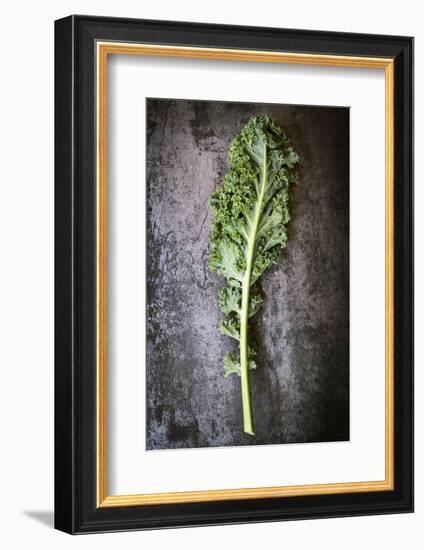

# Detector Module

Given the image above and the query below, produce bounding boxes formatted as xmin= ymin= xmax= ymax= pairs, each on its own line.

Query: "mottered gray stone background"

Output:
xmin=146 ymin=98 xmax=349 ymax=450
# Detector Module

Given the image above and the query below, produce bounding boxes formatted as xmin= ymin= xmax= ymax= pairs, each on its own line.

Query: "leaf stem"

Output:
xmin=239 ymin=278 xmax=254 ymax=435
xmin=239 ymin=144 xmax=267 ymax=436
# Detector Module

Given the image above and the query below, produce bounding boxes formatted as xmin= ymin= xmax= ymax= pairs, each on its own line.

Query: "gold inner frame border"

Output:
xmin=96 ymin=42 xmax=394 ymax=508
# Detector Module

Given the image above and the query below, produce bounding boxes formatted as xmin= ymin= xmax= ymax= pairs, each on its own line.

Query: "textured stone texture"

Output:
xmin=146 ymin=98 xmax=349 ymax=450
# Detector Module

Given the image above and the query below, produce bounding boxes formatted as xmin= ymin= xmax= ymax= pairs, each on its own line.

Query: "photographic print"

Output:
xmin=146 ymin=98 xmax=349 ymax=450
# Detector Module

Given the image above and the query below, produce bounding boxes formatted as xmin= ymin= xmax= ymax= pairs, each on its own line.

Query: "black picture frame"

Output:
xmin=55 ymin=14 xmax=414 ymax=534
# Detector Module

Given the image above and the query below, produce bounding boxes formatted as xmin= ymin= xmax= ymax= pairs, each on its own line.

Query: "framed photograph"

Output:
xmin=54 ymin=15 xmax=413 ymax=533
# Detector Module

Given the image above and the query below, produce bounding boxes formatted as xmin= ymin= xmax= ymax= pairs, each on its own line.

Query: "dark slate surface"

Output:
xmin=146 ymin=98 xmax=349 ymax=450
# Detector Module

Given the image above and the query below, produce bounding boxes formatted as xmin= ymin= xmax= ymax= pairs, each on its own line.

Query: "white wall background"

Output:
xmin=0 ymin=1 xmax=420 ymax=547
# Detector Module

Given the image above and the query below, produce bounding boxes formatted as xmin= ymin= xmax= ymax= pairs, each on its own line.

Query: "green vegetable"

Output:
xmin=209 ymin=114 xmax=299 ymax=435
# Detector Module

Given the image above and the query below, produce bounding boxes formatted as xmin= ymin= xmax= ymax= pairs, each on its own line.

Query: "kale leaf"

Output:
xmin=209 ymin=114 xmax=299 ymax=435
